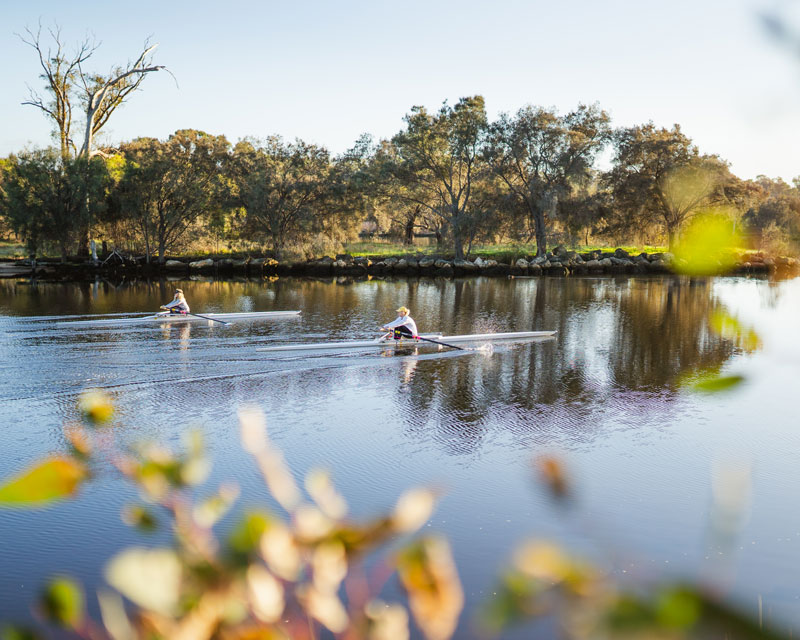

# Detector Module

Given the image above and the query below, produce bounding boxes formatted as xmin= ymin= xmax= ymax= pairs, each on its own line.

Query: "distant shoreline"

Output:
xmin=2 ymin=248 xmax=797 ymax=281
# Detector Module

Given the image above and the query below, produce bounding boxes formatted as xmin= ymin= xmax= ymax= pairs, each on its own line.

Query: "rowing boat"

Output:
xmin=56 ymin=310 xmax=301 ymax=326
xmin=256 ymin=330 xmax=556 ymax=352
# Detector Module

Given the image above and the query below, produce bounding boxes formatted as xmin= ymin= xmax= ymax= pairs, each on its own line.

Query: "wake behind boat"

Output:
xmin=56 ymin=310 xmax=301 ymax=327
xmin=256 ymin=330 xmax=556 ymax=353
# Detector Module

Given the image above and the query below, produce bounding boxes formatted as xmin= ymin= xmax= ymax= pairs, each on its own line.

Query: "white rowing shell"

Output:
xmin=56 ymin=310 xmax=301 ymax=326
xmin=257 ymin=330 xmax=556 ymax=352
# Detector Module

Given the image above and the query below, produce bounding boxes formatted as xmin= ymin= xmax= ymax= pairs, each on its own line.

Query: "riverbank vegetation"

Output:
xmin=1 ymin=32 xmax=798 ymax=265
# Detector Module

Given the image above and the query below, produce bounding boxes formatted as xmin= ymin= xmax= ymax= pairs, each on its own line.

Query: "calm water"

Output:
xmin=1 ymin=275 xmax=800 ymax=636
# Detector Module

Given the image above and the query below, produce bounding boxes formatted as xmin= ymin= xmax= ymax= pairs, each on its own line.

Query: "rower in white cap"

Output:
xmin=160 ymin=288 xmax=191 ymax=315
xmin=380 ymin=305 xmax=418 ymax=340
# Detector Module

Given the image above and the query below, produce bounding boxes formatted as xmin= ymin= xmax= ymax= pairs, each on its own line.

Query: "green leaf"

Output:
xmin=0 ymin=626 xmax=43 ymax=640
xmin=229 ymin=511 xmax=273 ymax=554
xmin=0 ymin=457 xmax=87 ymax=507
xmin=122 ymin=504 xmax=158 ymax=532
xmin=39 ymin=577 xmax=84 ymax=628
xmin=672 ymin=212 xmax=742 ymax=276
xmin=655 ymin=587 xmax=701 ymax=629
xmin=692 ymin=375 xmax=745 ymax=393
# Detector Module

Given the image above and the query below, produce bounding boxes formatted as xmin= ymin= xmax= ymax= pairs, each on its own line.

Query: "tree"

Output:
xmin=485 ymin=103 xmax=611 ymax=257
xmin=365 ymin=139 xmax=443 ymax=246
xmin=19 ymin=25 xmax=95 ymax=159
xmin=603 ymin=123 xmax=733 ymax=250
xmin=0 ymin=149 xmax=107 ymax=260
xmin=20 ymin=24 xmax=166 ymax=255
xmin=77 ymin=43 xmax=164 ymax=159
xmin=118 ymin=130 xmax=230 ymax=263
xmin=743 ymin=176 xmax=800 ymax=247
xmin=232 ymin=137 xmax=338 ymax=259
xmin=390 ymin=96 xmax=489 ymax=260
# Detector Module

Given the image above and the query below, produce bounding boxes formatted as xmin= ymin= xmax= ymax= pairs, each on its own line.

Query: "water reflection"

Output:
xmin=1 ymin=274 xmax=789 ymax=636
xmin=159 ymin=321 xmax=192 ymax=350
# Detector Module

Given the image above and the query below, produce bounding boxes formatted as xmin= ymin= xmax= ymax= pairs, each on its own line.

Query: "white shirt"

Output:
xmin=164 ymin=298 xmax=190 ymax=312
xmin=382 ymin=314 xmax=418 ymax=336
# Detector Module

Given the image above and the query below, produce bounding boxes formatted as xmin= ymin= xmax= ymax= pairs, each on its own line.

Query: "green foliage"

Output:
xmin=116 ymin=130 xmax=232 ymax=263
xmin=39 ymin=577 xmax=84 ymax=629
xmin=0 ymin=457 xmax=87 ymax=507
xmin=672 ymin=211 xmax=743 ymax=275
xmin=691 ymin=374 xmax=746 ymax=393
xmin=0 ymin=242 xmax=26 ymax=258
xmin=0 ymin=150 xmax=108 ymax=258
xmin=679 ymin=309 xmax=759 ymax=394
xmin=602 ymin=124 xmax=740 ymax=250
xmin=390 ymin=96 xmax=489 ymax=260
xmin=485 ymin=103 xmax=612 ymax=256
xmin=0 ymin=626 xmax=42 ymax=640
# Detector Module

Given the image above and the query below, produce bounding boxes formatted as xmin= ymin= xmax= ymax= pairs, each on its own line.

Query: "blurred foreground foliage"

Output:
xmin=0 ymin=379 xmax=786 ymax=639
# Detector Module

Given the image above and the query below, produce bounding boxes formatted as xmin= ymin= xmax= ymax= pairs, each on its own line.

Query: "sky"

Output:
xmin=2 ymin=0 xmax=800 ymax=181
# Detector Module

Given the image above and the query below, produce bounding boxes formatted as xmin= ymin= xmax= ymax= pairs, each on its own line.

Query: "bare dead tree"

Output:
xmin=20 ymin=24 xmax=167 ymax=159
xmin=78 ymin=42 xmax=165 ymax=158
xmin=18 ymin=23 xmax=97 ymax=158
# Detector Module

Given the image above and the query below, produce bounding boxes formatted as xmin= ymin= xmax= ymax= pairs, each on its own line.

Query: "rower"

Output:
xmin=380 ymin=306 xmax=418 ymax=340
xmin=160 ymin=289 xmax=191 ymax=315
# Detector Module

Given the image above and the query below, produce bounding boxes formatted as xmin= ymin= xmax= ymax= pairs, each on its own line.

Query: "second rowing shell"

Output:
xmin=56 ymin=310 xmax=302 ymax=326
xmin=256 ymin=330 xmax=556 ymax=352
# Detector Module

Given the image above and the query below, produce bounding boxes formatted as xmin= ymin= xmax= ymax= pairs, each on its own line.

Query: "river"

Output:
xmin=1 ymin=274 xmax=799 ymax=637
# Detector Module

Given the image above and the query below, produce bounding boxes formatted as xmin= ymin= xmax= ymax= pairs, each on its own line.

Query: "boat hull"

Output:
xmin=257 ymin=330 xmax=556 ymax=352
xmin=57 ymin=310 xmax=301 ymax=326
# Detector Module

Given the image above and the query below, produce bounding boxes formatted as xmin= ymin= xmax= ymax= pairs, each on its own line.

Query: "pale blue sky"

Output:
xmin=2 ymin=0 xmax=800 ymax=180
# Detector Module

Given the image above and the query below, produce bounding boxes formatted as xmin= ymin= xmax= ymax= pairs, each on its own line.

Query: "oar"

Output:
xmin=158 ymin=310 xmax=231 ymax=326
xmin=413 ymin=335 xmax=464 ymax=351
xmin=187 ymin=312 xmax=231 ymax=326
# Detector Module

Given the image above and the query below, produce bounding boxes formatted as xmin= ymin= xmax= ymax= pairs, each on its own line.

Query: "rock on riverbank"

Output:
xmin=2 ymin=249 xmax=797 ymax=280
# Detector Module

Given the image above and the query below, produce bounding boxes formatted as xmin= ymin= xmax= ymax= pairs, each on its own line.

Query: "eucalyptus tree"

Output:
xmin=19 ymin=24 xmax=166 ymax=254
xmin=367 ymin=139 xmax=444 ymax=246
xmin=603 ymin=123 xmax=732 ymax=249
xmin=118 ymin=130 xmax=231 ymax=263
xmin=484 ymin=103 xmax=611 ymax=256
xmin=390 ymin=96 xmax=489 ymax=260
xmin=21 ymin=25 xmax=165 ymax=160
xmin=743 ymin=176 xmax=800 ymax=244
xmin=0 ymin=149 xmax=107 ymax=260
xmin=231 ymin=137 xmax=335 ymax=259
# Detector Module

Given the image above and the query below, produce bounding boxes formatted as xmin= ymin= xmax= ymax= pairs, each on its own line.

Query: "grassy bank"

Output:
xmin=343 ymin=241 xmax=669 ymax=261
xmin=0 ymin=242 xmax=26 ymax=259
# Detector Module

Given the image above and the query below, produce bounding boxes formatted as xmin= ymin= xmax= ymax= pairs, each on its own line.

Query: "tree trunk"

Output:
xmin=533 ymin=206 xmax=547 ymax=257
xmin=404 ymin=220 xmax=415 ymax=245
xmin=451 ymin=214 xmax=464 ymax=260
xmin=77 ymin=228 xmax=90 ymax=257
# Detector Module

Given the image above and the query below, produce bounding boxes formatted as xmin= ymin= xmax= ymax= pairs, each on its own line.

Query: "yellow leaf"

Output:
xmin=672 ymin=212 xmax=742 ymax=276
xmin=396 ymin=537 xmax=463 ymax=640
xmin=0 ymin=457 xmax=87 ymax=507
xmin=78 ymin=389 xmax=115 ymax=425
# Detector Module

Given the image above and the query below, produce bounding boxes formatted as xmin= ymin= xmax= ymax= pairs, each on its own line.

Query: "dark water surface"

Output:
xmin=1 ymin=275 xmax=799 ymax=636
